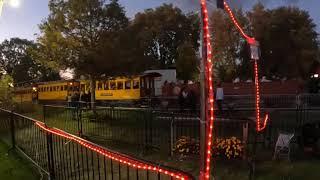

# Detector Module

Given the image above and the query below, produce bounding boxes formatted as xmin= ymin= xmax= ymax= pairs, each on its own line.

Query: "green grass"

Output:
xmin=256 ymin=160 xmax=320 ymax=180
xmin=16 ymin=105 xmax=320 ymax=179
xmin=0 ymin=140 xmax=39 ymax=180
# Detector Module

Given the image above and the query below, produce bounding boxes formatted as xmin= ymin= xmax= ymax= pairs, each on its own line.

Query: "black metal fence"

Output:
xmin=42 ymin=106 xmax=259 ymax=157
xmin=0 ymin=108 xmax=195 ymax=180
xmin=224 ymin=94 xmax=320 ymax=109
xmin=41 ymin=105 xmax=320 ymax=158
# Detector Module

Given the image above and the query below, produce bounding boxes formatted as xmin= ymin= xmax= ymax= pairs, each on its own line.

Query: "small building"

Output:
xmin=144 ymin=69 xmax=177 ymax=96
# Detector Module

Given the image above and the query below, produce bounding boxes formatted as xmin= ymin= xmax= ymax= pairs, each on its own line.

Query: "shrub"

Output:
xmin=173 ymin=136 xmax=244 ymax=159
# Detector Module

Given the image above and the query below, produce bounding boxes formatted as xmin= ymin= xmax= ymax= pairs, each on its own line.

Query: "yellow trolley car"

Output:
xmin=16 ymin=72 xmax=161 ymax=105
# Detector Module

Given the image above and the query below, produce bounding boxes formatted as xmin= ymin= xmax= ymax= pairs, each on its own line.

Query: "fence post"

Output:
xmin=242 ymin=121 xmax=248 ymax=160
xmin=149 ymin=108 xmax=153 ymax=147
xmin=46 ymin=132 xmax=55 ymax=180
xmin=249 ymin=131 xmax=257 ymax=180
xmin=169 ymin=112 xmax=175 ymax=157
xmin=10 ymin=111 xmax=15 ymax=148
xmin=144 ymin=109 xmax=150 ymax=152
xmin=77 ymin=108 xmax=83 ymax=137
xmin=43 ymin=105 xmax=46 ymax=123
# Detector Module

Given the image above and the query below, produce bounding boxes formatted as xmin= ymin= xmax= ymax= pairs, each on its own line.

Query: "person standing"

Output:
xmin=179 ymin=86 xmax=189 ymax=112
xmin=67 ymin=93 xmax=72 ymax=107
xmin=87 ymin=91 xmax=91 ymax=108
xmin=216 ymin=82 xmax=224 ymax=113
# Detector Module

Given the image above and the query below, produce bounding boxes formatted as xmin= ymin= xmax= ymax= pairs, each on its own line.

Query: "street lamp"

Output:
xmin=0 ymin=0 xmax=20 ymax=17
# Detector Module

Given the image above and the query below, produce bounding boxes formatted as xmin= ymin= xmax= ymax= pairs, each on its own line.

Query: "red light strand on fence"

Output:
xmin=223 ymin=0 xmax=269 ymax=132
xmin=34 ymin=122 xmax=190 ymax=180
xmin=200 ymin=0 xmax=216 ymax=179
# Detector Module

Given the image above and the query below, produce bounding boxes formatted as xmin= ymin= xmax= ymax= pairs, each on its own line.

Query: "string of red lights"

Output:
xmin=223 ymin=0 xmax=269 ymax=132
xmin=200 ymin=0 xmax=215 ymax=179
xmin=34 ymin=121 xmax=191 ymax=180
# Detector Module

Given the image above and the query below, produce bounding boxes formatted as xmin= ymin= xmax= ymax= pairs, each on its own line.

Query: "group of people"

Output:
xmin=178 ymin=86 xmax=197 ymax=112
xmin=67 ymin=91 xmax=91 ymax=108
xmin=162 ymin=81 xmax=225 ymax=113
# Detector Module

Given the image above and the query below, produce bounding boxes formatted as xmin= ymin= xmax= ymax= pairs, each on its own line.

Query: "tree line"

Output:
xmin=0 ymin=0 xmax=319 ymax=91
xmin=211 ymin=3 xmax=319 ymax=82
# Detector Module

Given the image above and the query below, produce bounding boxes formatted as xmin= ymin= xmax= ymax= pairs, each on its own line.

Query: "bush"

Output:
xmin=214 ymin=137 xmax=243 ymax=159
xmin=173 ymin=136 xmax=244 ymax=159
xmin=173 ymin=136 xmax=200 ymax=158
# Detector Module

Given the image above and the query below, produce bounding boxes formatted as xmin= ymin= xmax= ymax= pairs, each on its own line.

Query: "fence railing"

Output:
xmin=42 ymin=106 xmax=258 ymax=156
xmin=42 ymin=105 xmax=320 ymax=157
xmin=224 ymin=93 xmax=320 ymax=109
xmin=0 ymin=108 xmax=195 ymax=180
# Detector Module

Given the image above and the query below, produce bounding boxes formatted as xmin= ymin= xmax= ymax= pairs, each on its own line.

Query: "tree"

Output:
xmin=176 ymin=42 xmax=198 ymax=82
xmin=0 ymin=75 xmax=13 ymax=107
xmin=209 ymin=8 xmax=248 ymax=82
xmin=214 ymin=3 xmax=319 ymax=81
xmin=247 ymin=4 xmax=319 ymax=79
xmin=0 ymin=38 xmax=33 ymax=76
xmin=132 ymin=4 xmax=200 ymax=69
xmin=33 ymin=0 xmax=129 ymax=107
xmin=0 ymin=38 xmax=60 ymax=84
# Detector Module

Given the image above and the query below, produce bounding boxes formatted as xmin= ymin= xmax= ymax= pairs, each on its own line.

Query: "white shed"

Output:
xmin=144 ymin=69 xmax=177 ymax=96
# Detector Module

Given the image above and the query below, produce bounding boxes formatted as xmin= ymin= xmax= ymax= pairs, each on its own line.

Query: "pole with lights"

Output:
xmin=222 ymin=0 xmax=269 ymax=132
xmin=199 ymin=0 xmax=215 ymax=179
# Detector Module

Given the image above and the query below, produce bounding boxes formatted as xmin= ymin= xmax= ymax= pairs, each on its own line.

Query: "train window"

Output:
xmin=49 ymin=87 xmax=52 ymax=91
xmin=133 ymin=80 xmax=139 ymax=89
xmin=98 ymin=82 xmax=103 ymax=90
xmin=110 ymin=81 xmax=116 ymax=90
xmin=64 ymin=85 xmax=68 ymax=91
xmin=125 ymin=81 xmax=131 ymax=89
xmin=104 ymin=81 xmax=109 ymax=90
xmin=117 ymin=81 xmax=124 ymax=90
xmin=53 ymin=86 xmax=56 ymax=91
xmin=61 ymin=86 xmax=64 ymax=91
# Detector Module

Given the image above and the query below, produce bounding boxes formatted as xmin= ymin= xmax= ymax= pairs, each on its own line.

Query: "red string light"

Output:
xmin=200 ymin=0 xmax=215 ymax=179
xmin=253 ymin=59 xmax=269 ymax=132
xmin=223 ymin=0 xmax=269 ymax=132
xmin=34 ymin=122 xmax=190 ymax=180
xmin=223 ymin=1 xmax=255 ymax=44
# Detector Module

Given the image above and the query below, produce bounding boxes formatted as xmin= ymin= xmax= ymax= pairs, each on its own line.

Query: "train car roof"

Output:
xmin=13 ymin=86 xmax=33 ymax=92
xmin=37 ymin=79 xmax=78 ymax=85
xmin=141 ymin=72 xmax=162 ymax=77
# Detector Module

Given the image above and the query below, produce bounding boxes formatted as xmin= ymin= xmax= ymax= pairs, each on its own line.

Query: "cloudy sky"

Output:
xmin=0 ymin=0 xmax=318 ymax=42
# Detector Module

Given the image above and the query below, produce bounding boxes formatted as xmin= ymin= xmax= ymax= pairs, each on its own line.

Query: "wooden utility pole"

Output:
xmin=199 ymin=2 xmax=208 ymax=179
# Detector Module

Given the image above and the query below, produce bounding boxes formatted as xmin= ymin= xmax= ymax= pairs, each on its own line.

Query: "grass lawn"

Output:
xmin=255 ymin=160 xmax=320 ymax=180
xmin=0 ymin=140 xmax=39 ymax=180
xmin=17 ymin=105 xmax=320 ymax=179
